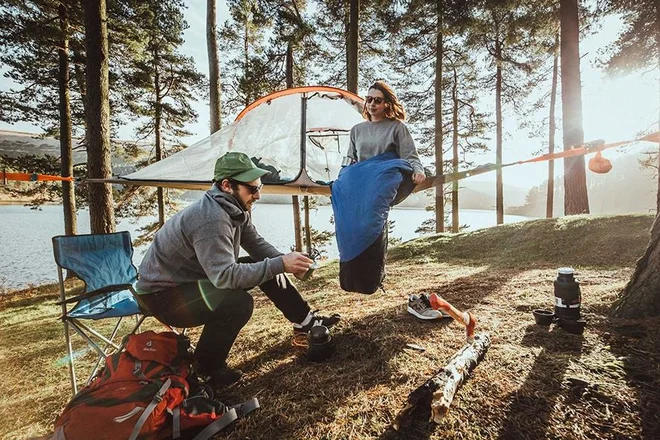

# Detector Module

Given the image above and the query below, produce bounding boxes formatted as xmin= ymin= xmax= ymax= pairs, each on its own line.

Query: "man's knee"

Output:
xmin=223 ymin=289 xmax=254 ymax=324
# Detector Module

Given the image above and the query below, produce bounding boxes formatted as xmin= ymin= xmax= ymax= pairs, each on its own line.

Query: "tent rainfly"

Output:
xmin=97 ymin=86 xmax=365 ymax=195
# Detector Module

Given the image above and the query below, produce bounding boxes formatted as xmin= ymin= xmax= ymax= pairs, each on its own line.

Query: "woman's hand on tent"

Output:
xmin=282 ymin=252 xmax=314 ymax=276
xmin=412 ymin=172 xmax=425 ymax=184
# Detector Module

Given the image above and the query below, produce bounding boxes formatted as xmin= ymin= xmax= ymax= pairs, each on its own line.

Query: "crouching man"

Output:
xmin=135 ymin=152 xmax=340 ymax=388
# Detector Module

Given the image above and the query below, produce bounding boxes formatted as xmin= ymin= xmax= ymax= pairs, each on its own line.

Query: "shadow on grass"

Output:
xmin=220 ymin=303 xmax=454 ymax=439
xmin=608 ymin=319 xmax=660 ymax=439
xmin=497 ymin=324 xmax=584 ymax=439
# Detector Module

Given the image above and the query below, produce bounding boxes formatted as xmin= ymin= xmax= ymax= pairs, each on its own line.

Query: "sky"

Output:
xmin=1 ymin=3 xmax=658 ymax=190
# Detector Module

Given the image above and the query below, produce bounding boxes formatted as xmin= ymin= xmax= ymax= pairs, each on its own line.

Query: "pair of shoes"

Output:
xmin=292 ymin=310 xmax=341 ymax=347
xmin=407 ymin=293 xmax=449 ymax=320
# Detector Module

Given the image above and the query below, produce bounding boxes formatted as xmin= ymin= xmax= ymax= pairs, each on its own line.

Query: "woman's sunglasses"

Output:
xmin=229 ymin=179 xmax=263 ymax=194
xmin=365 ymin=96 xmax=385 ymax=104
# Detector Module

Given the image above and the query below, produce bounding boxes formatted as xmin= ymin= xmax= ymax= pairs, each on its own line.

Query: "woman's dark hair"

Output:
xmin=362 ymin=80 xmax=406 ymax=121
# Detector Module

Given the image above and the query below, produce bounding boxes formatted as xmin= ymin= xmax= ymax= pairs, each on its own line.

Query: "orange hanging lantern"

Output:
xmin=588 ymin=150 xmax=612 ymax=174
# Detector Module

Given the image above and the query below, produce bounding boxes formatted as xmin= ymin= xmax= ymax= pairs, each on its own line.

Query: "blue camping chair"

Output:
xmin=52 ymin=231 xmax=146 ymax=394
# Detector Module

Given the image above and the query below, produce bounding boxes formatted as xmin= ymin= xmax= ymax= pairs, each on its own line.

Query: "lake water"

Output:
xmin=0 ymin=204 xmax=532 ymax=290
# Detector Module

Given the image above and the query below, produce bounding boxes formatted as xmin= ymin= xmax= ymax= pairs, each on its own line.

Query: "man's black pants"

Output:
xmin=137 ymin=266 xmax=310 ymax=374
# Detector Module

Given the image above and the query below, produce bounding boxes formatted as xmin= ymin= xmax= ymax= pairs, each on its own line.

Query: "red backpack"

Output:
xmin=51 ymin=331 xmax=258 ymax=440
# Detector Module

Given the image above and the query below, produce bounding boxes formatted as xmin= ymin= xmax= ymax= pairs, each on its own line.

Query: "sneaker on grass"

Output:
xmin=407 ymin=294 xmax=447 ymax=320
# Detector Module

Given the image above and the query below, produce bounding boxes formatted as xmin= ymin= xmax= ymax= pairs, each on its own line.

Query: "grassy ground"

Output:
xmin=1 ymin=214 xmax=659 ymax=439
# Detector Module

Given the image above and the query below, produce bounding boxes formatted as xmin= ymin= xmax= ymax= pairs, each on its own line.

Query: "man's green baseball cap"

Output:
xmin=213 ymin=152 xmax=270 ymax=182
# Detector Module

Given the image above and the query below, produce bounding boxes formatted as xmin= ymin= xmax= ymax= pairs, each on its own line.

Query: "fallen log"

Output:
xmin=393 ymin=333 xmax=491 ymax=430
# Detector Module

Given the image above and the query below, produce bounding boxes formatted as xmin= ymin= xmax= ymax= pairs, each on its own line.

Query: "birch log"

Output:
xmin=393 ymin=333 xmax=491 ymax=430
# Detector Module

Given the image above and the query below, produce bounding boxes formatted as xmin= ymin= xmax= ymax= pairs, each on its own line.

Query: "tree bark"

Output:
xmin=656 ymin=0 xmax=660 ymax=214
xmin=435 ymin=0 xmax=444 ymax=233
xmin=292 ymin=195 xmax=302 ymax=252
xmin=58 ymin=1 xmax=77 ymax=237
xmin=286 ymin=43 xmax=302 ymax=251
xmin=451 ymin=66 xmax=459 ymax=233
xmin=207 ymin=0 xmax=221 ymax=134
xmin=347 ymin=0 xmax=359 ymax=93
xmin=83 ymin=0 xmax=115 ymax=234
xmin=304 ymin=195 xmax=311 ymax=255
xmin=547 ymin=34 xmax=559 ymax=219
xmin=560 ymin=0 xmax=589 ymax=215
xmin=154 ymin=49 xmax=165 ymax=227
xmin=612 ymin=213 xmax=660 ymax=318
xmin=495 ymin=37 xmax=504 ymax=225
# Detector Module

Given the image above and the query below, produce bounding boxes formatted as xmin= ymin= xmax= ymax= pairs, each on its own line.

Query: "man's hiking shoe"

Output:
xmin=208 ymin=366 xmax=243 ymax=388
xmin=292 ymin=310 xmax=341 ymax=347
xmin=407 ymin=294 xmax=448 ymax=320
xmin=193 ymin=361 xmax=243 ymax=388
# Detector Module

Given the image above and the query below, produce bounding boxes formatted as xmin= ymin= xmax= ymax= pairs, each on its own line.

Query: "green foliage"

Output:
xmin=118 ymin=0 xmax=205 ymax=143
xmin=599 ymin=0 xmax=658 ymax=75
xmin=0 ymin=0 xmax=85 ymax=137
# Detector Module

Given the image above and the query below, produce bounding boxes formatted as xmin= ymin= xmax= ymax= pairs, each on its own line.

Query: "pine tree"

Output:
xmin=466 ymin=0 xmax=553 ymax=224
xmin=220 ymin=0 xmax=273 ymax=117
xmin=118 ymin=0 xmax=205 ymax=228
xmin=604 ymin=0 xmax=660 ymax=318
xmin=0 ymin=0 xmax=82 ymax=234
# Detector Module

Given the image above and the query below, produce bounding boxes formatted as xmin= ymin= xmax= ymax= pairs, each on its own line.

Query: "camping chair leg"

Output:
xmin=68 ymin=320 xmax=108 ymax=359
xmin=57 ymin=268 xmax=78 ymax=396
xmin=73 ymin=318 xmax=122 ymax=351
xmin=63 ymin=320 xmax=79 ymax=395
xmin=84 ymin=315 xmax=147 ymax=386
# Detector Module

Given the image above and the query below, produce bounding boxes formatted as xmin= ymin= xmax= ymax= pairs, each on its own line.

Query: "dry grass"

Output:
xmin=1 ymin=214 xmax=659 ymax=439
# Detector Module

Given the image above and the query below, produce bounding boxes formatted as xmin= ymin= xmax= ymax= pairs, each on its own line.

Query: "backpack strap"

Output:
xmin=230 ymin=397 xmax=260 ymax=418
xmin=188 ymin=397 xmax=260 ymax=440
xmin=189 ymin=408 xmax=238 ymax=440
xmin=128 ymin=378 xmax=172 ymax=440
xmin=172 ymin=406 xmax=181 ymax=439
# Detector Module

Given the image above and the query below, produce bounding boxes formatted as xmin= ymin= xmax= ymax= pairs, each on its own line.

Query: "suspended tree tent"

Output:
xmin=96 ymin=86 xmax=365 ymax=195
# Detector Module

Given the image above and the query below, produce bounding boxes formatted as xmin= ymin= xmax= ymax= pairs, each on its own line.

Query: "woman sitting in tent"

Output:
xmin=331 ymin=81 xmax=426 ymax=295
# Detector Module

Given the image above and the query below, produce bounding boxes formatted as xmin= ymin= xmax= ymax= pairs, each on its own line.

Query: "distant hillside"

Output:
xmin=0 ymin=129 xmax=149 ymax=175
xmin=510 ymin=148 xmax=657 ymax=216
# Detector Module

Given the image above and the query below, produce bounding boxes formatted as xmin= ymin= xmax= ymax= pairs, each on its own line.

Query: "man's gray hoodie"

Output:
xmin=136 ymin=185 xmax=285 ymax=293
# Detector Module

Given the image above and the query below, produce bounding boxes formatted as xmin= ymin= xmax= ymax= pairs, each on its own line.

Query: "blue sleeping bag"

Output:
xmin=331 ymin=152 xmax=414 ymax=293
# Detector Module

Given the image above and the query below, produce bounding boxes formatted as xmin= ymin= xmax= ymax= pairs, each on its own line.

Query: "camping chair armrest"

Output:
xmin=55 ymin=283 xmax=136 ymax=305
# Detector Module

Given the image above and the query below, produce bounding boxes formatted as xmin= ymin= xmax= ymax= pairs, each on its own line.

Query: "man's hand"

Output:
xmin=412 ymin=172 xmax=425 ymax=184
xmin=282 ymin=252 xmax=313 ymax=275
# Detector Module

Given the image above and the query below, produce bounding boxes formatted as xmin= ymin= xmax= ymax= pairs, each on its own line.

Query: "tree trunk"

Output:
xmin=286 ymin=43 xmax=302 ymax=251
xmin=207 ymin=0 xmax=221 ymax=134
xmin=435 ymin=0 xmax=444 ymax=233
xmin=451 ymin=66 xmax=459 ymax=233
xmin=547 ymin=33 xmax=559 ymax=219
xmin=656 ymin=0 xmax=660 ymax=214
xmin=83 ymin=0 xmax=115 ymax=234
xmin=495 ymin=38 xmax=503 ymax=225
xmin=560 ymin=0 xmax=589 ymax=215
xmin=612 ymin=213 xmax=660 ymax=317
xmin=292 ymin=195 xmax=302 ymax=252
xmin=304 ymin=195 xmax=311 ymax=255
xmin=347 ymin=0 xmax=359 ymax=93
xmin=286 ymin=42 xmax=294 ymax=88
xmin=154 ymin=50 xmax=165 ymax=227
xmin=58 ymin=2 xmax=77 ymax=238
